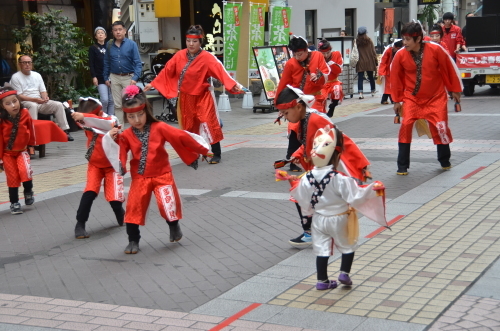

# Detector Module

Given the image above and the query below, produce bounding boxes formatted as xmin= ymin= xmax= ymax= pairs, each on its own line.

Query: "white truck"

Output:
xmin=457 ymin=50 xmax=500 ymax=96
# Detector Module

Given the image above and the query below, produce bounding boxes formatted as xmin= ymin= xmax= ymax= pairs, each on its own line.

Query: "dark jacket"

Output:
xmin=89 ymin=43 xmax=106 ymax=85
xmin=355 ymin=38 xmax=378 ymax=72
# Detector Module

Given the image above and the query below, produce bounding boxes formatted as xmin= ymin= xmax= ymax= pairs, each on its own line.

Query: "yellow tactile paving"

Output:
xmin=226 ymin=102 xmax=381 ymax=136
xmin=270 ymin=162 xmax=500 ymax=325
xmin=0 ymin=101 xmax=383 ymax=203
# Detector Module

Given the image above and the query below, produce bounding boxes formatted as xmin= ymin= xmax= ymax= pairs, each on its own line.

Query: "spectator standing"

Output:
xmin=340 ymin=30 xmax=347 ymax=37
xmin=10 ymin=55 xmax=73 ymax=141
xmin=355 ymin=27 xmax=378 ymax=99
xmin=441 ymin=12 xmax=465 ymax=60
xmin=103 ymin=21 xmax=142 ymax=122
xmin=89 ymin=27 xmax=114 ymax=115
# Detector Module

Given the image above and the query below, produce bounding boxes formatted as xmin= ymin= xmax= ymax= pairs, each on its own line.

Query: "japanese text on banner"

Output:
xmin=269 ymin=6 xmax=291 ymax=46
xmin=223 ymin=2 xmax=242 ymax=78
xmin=248 ymin=2 xmax=266 ymax=79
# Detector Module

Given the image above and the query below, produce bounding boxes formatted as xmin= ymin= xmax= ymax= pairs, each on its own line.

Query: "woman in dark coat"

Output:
xmin=355 ymin=26 xmax=378 ymax=99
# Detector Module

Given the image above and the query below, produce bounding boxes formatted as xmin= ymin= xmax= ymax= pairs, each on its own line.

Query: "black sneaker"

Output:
xmin=209 ymin=155 xmax=221 ymax=164
xmin=10 ymin=203 xmax=23 ymax=215
xmin=124 ymin=241 xmax=139 ymax=254
xmin=74 ymin=221 xmax=89 ymax=239
xmin=24 ymin=191 xmax=34 ymax=205
xmin=289 ymin=232 xmax=312 ymax=247
xmin=289 ymin=163 xmax=302 ymax=172
xmin=66 ymin=131 xmax=74 ymax=142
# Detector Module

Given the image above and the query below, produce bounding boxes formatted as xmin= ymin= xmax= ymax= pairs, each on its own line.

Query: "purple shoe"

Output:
xmin=316 ymin=280 xmax=338 ymax=290
xmin=338 ymin=273 xmax=352 ymax=286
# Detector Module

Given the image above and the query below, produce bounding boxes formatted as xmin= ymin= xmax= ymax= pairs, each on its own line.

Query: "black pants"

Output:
xmin=211 ymin=142 xmax=221 ymax=157
xmin=317 ymin=253 xmax=355 ymax=281
xmin=381 ymin=94 xmax=392 ymax=103
xmin=126 ymin=220 xmax=179 ymax=243
xmin=295 ymin=203 xmax=312 ymax=232
xmin=286 ymin=130 xmax=302 ymax=160
xmin=328 ymin=100 xmax=339 ymax=117
xmin=9 ymin=180 xmax=33 ymax=204
xmin=357 ymin=71 xmax=375 ymax=93
xmin=76 ymin=191 xmax=123 ymax=223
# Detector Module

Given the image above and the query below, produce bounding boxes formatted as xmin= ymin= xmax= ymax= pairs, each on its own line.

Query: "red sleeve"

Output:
xmin=378 ymin=50 xmax=391 ymax=76
xmin=311 ymin=52 xmax=330 ymax=82
xmin=27 ymin=114 xmax=36 ymax=146
xmin=333 ymin=51 xmax=343 ymax=66
xmin=159 ymin=123 xmax=210 ymax=165
xmin=456 ymin=26 xmax=465 ymax=47
xmin=151 ymin=53 xmax=181 ymax=99
xmin=275 ymin=60 xmax=295 ymax=102
xmin=117 ymin=133 xmax=130 ymax=174
xmin=206 ymin=52 xmax=239 ymax=93
xmin=436 ymin=46 xmax=463 ymax=93
xmin=0 ymin=122 xmax=4 ymax=160
xmin=390 ymin=50 xmax=406 ymax=103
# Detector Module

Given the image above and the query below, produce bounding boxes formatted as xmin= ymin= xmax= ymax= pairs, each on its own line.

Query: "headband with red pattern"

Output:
xmin=429 ymin=31 xmax=441 ymax=35
xmin=186 ymin=34 xmax=204 ymax=39
xmin=275 ymin=99 xmax=298 ymax=110
xmin=123 ymin=103 xmax=146 ymax=113
xmin=0 ymin=90 xmax=17 ymax=100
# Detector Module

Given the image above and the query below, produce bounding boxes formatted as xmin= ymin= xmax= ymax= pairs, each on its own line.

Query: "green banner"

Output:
xmin=223 ymin=2 xmax=242 ymax=78
xmin=248 ymin=2 xmax=266 ymax=79
xmin=269 ymin=6 xmax=291 ymax=46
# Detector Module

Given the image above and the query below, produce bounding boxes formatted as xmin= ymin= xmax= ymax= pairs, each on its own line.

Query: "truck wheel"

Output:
xmin=463 ymin=84 xmax=475 ymax=96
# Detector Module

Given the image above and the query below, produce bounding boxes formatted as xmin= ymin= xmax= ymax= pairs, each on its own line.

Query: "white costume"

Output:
xmin=291 ymin=167 xmax=386 ymax=256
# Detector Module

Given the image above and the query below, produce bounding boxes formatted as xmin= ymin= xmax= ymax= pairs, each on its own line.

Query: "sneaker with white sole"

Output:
xmin=289 ymin=232 xmax=312 ymax=247
xmin=10 ymin=203 xmax=23 ymax=215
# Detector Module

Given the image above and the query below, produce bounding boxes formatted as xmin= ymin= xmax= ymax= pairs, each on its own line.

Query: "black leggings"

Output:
xmin=126 ymin=220 xmax=179 ymax=243
xmin=316 ymin=252 xmax=355 ymax=281
xmin=9 ymin=180 xmax=33 ymax=204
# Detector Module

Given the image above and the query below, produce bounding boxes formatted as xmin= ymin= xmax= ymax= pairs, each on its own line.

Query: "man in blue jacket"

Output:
xmin=103 ymin=21 xmax=142 ymax=121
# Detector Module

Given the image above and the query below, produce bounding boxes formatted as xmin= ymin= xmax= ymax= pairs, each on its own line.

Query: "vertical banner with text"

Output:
xmin=223 ymin=2 xmax=242 ymax=79
xmin=269 ymin=6 xmax=291 ymax=46
xmin=248 ymin=2 xmax=266 ymax=79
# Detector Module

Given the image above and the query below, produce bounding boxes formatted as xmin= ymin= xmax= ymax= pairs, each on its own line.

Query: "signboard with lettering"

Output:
xmin=269 ymin=6 xmax=292 ymax=46
xmin=248 ymin=2 xmax=267 ymax=79
xmin=417 ymin=0 xmax=441 ymax=4
xmin=456 ymin=53 xmax=500 ymax=68
xmin=253 ymin=46 xmax=291 ymax=100
xmin=223 ymin=2 xmax=242 ymax=78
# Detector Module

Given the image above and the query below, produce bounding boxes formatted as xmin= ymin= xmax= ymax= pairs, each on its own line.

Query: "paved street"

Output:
xmin=0 ymin=84 xmax=499 ymax=330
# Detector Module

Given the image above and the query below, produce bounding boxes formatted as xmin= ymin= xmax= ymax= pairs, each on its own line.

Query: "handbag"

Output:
xmin=350 ymin=41 xmax=359 ymax=68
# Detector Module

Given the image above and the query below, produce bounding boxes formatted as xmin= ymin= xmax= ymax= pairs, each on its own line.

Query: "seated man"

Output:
xmin=10 ymin=55 xmax=73 ymax=141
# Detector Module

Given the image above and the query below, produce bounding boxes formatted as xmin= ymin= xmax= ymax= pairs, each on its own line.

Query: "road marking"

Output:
xmin=365 ymin=215 xmax=405 ymax=238
xmin=461 ymin=166 xmax=486 ymax=179
xmin=209 ymin=303 xmax=261 ymax=331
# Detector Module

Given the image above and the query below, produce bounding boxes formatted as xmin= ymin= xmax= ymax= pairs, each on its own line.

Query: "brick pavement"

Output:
xmin=0 ymin=88 xmax=499 ymax=330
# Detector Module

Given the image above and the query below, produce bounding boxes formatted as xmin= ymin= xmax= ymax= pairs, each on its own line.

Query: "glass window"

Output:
xmin=305 ymin=10 xmax=316 ymax=44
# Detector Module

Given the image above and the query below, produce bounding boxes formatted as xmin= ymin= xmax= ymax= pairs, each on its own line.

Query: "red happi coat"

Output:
xmin=391 ymin=42 xmax=463 ymax=144
xmin=378 ymin=46 xmax=395 ymax=95
xmin=0 ymin=108 xmax=35 ymax=159
xmin=276 ymin=51 xmax=330 ymax=112
xmin=151 ymin=49 xmax=239 ymax=144
xmin=291 ymin=111 xmax=370 ymax=182
xmin=118 ymin=121 xmax=209 ymax=178
xmin=442 ymin=25 xmax=464 ymax=59
xmin=318 ymin=51 xmax=344 ymax=106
